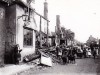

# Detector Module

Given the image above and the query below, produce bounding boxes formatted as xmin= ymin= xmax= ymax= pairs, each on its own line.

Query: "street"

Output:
xmin=1 ymin=1 xmax=100 ymax=75
xmin=16 ymin=57 xmax=100 ymax=75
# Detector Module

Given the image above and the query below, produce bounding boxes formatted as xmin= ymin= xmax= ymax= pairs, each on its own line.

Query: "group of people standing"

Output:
xmin=83 ymin=46 xmax=99 ymax=59
xmin=55 ymin=44 xmax=99 ymax=65
xmin=56 ymin=44 xmax=76 ymax=65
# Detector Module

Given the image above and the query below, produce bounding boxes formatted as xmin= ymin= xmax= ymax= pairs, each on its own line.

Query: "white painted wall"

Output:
xmin=16 ymin=5 xmax=36 ymax=61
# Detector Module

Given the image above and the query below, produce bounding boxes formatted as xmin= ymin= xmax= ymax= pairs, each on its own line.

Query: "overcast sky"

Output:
xmin=32 ymin=0 xmax=100 ymax=43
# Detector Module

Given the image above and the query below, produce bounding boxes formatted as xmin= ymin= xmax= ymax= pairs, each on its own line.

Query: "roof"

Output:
xmin=0 ymin=0 xmax=33 ymax=9
xmin=0 ymin=0 xmax=50 ymax=22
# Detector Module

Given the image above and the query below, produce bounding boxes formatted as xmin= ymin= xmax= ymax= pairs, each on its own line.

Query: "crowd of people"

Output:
xmin=55 ymin=43 xmax=99 ymax=65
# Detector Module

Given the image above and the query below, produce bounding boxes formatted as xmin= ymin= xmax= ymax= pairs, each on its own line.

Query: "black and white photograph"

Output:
xmin=0 ymin=0 xmax=100 ymax=75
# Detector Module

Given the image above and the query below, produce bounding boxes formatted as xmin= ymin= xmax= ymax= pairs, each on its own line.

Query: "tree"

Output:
xmin=86 ymin=35 xmax=97 ymax=46
xmin=26 ymin=0 xmax=35 ymax=4
xmin=65 ymin=29 xmax=75 ymax=41
xmin=60 ymin=27 xmax=75 ymax=41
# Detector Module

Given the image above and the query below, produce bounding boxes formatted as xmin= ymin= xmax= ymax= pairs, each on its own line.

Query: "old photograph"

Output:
xmin=0 ymin=0 xmax=100 ymax=75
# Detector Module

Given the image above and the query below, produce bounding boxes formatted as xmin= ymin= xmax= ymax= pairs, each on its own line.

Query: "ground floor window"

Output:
xmin=23 ymin=27 xmax=33 ymax=46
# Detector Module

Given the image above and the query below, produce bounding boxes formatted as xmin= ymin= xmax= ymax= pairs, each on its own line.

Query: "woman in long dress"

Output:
xmin=87 ymin=48 xmax=92 ymax=58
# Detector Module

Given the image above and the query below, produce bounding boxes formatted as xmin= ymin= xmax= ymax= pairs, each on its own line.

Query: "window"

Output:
xmin=23 ymin=27 xmax=33 ymax=46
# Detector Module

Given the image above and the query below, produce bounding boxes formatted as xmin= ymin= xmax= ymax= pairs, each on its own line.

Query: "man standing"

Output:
xmin=56 ymin=45 xmax=60 ymax=58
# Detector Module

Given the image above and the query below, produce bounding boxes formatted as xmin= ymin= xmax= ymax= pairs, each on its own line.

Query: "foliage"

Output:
xmin=86 ymin=35 xmax=98 ymax=46
xmin=26 ymin=0 xmax=35 ymax=4
xmin=60 ymin=27 xmax=75 ymax=41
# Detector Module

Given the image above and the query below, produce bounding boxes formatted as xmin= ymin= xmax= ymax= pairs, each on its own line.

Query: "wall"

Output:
xmin=4 ymin=4 xmax=36 ymax=63
xmin=4 ymin=4 xmax=17 ymax=64
xmin=16 ymin=4 xmax=36 ymax=61
xmin=0 ymin=4 xmax=6 ymax=65
xmin=0 ymin=2 xmax=36 ymax=64
xmin=6 ymin=5 xmax=16 ymax=50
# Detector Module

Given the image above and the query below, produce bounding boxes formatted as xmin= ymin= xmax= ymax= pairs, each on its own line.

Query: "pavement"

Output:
xmin=0 ymin=48 xmax=51 ymax=75
xmin=0 ymin=59 xmax=39 ymax=75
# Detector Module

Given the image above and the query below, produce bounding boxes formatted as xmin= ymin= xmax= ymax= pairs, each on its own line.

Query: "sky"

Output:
xmin=30 ymin=0 xmax=100 ymax=43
